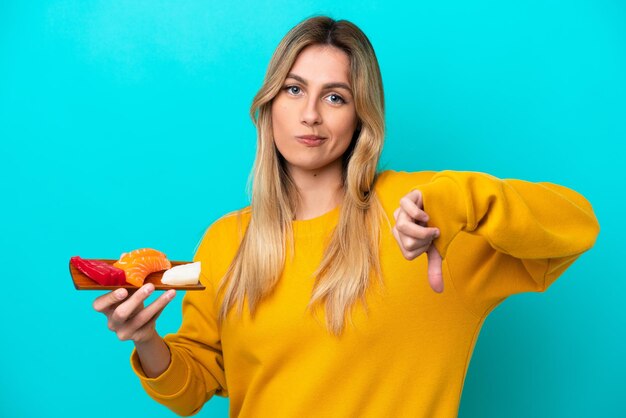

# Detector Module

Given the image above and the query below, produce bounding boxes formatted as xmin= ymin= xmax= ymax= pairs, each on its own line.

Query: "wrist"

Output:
xmin=133 ymin=332 xmax=171 ymax=379
xmin=134 ymin=329 xmax=161 ymax=347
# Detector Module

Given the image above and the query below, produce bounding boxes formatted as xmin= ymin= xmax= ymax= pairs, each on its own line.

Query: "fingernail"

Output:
xmin=435 ymin=229 xmax=440 ymax=238
xmin=115 ymin=288 xmax=126 ymax=299
xmin=144 ymin=284 xmax=154 ymax=294
xmin=167 ymin=290 xmax=176 ymax=300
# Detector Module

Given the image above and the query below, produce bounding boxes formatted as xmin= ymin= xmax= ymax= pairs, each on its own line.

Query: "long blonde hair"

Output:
xmin=218 ymin=16 xmax=386 ymax=336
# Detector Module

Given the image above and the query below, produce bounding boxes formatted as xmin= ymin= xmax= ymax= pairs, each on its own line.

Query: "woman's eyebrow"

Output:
xmin=286 ymin=73 xmax=352 ymax=94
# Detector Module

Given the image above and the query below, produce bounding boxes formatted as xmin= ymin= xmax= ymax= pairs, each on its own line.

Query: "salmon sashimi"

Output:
xmin=118 ymin=248 xmax=167 ymax=263
xmin=114 ymin=248 xmax=172 ymax=287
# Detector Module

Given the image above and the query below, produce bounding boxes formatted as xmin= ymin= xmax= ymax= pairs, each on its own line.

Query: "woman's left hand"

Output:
xmin=392 ymin=189 xmax=444 ymax=293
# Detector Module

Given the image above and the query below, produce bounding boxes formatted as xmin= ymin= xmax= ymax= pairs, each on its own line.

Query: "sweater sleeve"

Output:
xmin=415 ymin=170 xmax=600 ymax=317
xmin=130 ymin=224 xmax=228 ymax=416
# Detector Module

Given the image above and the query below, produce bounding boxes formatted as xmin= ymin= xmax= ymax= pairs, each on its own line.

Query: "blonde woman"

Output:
xmin=93 ymin=16 xmax=600 ymax=417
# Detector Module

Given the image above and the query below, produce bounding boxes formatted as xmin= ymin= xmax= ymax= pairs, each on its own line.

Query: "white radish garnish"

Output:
xmin=161 ymin=262 xmax=201 ymax=285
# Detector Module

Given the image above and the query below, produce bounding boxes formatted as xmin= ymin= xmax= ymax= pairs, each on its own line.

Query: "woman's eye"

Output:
xmin=286 ymin=86 xmax=301 ymax=95
xmin=327 ymin=94 xmax=346 ymax=104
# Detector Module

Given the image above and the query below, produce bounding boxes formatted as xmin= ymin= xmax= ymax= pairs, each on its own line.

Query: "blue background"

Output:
xmin=1 ymin=1 xmax=624 ymax=417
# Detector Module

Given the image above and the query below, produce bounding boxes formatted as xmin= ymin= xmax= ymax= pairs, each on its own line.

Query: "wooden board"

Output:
xmin=70 ymin=259 xmax=205 ymax=291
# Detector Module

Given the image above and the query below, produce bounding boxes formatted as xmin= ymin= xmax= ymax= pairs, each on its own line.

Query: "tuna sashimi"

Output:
xmin=70 ymin=256 xmax=126 ymax=286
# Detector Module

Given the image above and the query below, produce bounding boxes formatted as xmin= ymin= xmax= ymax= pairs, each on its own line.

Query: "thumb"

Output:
xmin=427 ymin=245 xmax=444 ymax=293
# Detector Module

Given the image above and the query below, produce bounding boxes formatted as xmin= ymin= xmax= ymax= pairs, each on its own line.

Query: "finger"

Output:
xmin=128 ymin=299 xmax=146 ymax=319
xmin=404 ymin=189 xmax=424 ymax=206
xmin=93 ymin=288 xmax=129 ymax=314
xmin=130 ymin=302 xmax=170 ymax=343
xmin=112 ymin=290 xmax=145 ymax=320
xmin=393 ymin=226 xmax=412 ymax=258
xmin=396 ymin=209 xmax=439 ymax=245
xmin=404 ymin=245 xmax=431 ymax=261
xmin=396 ymin=218 xmax=440 ymax=243
xmin=109 ymin=284 xmax=155 ymax=328
xmin=118 ymin=290 xmax=176 ymax=341
xmin=427 ymin=246 xmax=444 ymax=293
xmin=393 ymin=226 xmax=429 ymax=260
xmin=394 ymin=219 xmax=432 ymax=256
xmin=129 ymin=289 xmax=176 ymax=330
xmin=399 ymin=196 xmax=429 ymax=223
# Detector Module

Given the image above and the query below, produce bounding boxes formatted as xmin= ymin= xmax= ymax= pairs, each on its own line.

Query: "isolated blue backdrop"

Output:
xmin=1 ymin=1 xmax=624 ymax=417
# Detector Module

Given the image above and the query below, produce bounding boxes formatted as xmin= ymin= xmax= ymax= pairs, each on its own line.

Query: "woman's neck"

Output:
xmin=288 ymin=162 xmax=344 ymax=221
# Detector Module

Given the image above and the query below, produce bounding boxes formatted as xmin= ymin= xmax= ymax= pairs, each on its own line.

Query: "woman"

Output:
xmin=93 ymin=16 xmax=599 ymax=417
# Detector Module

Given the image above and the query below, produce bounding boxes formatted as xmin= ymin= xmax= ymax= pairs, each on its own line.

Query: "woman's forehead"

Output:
xmin=288 ymin=45 xmax=351 ymax=86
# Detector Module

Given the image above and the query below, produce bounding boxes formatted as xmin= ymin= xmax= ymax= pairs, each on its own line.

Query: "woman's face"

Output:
xmin=271 ymin=44 xmax=358 ymax=177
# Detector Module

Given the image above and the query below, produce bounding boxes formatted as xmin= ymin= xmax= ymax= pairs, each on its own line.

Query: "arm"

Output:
xmin=417 ymin=171 xmax=600 ymax=315
xmin=419 ymin=171 xmax=599 ymax=261
xmin=129 ymin=225 xmax=228 ymax=416
xmin=134 ymin=333 xmax=171 ymax=378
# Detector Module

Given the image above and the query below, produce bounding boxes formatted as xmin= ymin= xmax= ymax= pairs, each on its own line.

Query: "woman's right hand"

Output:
xmin=92 ymin=283 xmax=176 ymax=344
xmin=93 ymin=283 xmax=176 ymax=377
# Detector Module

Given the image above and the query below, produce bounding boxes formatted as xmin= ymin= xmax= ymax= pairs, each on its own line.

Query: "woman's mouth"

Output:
xmin=296 ymin=135 xmax=327 ymax=147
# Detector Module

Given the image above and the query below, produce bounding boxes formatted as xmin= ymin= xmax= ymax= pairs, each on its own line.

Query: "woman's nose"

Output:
xmin=301 ymin=97 xmax=322 ymax=126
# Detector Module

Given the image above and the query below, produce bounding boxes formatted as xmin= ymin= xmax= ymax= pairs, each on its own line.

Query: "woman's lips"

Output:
xmin=296 ymin=135 xmax=327 ymax=146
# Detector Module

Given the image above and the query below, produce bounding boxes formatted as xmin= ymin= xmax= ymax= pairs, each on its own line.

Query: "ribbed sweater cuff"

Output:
xmin=130 ymin=342 xmax=190 ymax=398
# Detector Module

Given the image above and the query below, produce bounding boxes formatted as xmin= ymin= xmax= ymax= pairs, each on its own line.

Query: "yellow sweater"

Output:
xmin=131 ymin=170 xmax=599 ymax=417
